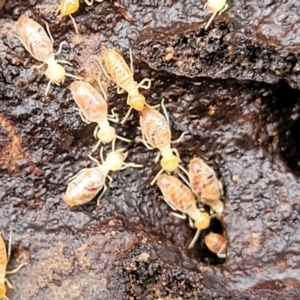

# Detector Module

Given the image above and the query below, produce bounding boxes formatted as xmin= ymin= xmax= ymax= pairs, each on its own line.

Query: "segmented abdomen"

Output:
xmin=140 ymin=107 xmax=171 ymax=150
xmin=63 ymin=167 xmax=105 ymax=207
xmin=189 ymin=158 xmax=220 ymax=201
xmin=157 ymin=175 xmax=195 ymax=213
xmin=71 ymin=81 xmax=107 ymax=123
xmin=0 ymin=234 xmax=7 ymax=283
xmin=103 ymin=49 xmax=136 ymax=93
xmin=17 ymin=16 xmax=54 ymax=62
xmin=205 ymin=232 xmax=227 ymax=254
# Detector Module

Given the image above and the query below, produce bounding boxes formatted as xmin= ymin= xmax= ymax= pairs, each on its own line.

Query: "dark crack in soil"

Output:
xmin=1 ymin=1 xmax=300 ymax=299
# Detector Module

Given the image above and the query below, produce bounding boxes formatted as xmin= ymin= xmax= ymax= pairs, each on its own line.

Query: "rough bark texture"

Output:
xmin=1 ymin=0 xmax=300 ymax=299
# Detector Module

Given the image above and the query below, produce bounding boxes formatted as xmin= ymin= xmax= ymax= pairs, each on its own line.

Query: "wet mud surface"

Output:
xmin=1 ymin=0 xmax=300 ymax=299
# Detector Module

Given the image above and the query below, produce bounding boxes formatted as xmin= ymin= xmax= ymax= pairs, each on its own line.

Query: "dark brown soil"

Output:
xmin=1 ymin=1 xmax=300 ymax=299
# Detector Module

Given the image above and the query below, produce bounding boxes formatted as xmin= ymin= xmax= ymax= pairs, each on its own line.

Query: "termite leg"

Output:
xmin=57 ymin=60 xmax=72 ymax=66
xmin=178 ymin=164 xmax=189 ymax=178
xmin=188 ymin=216 xmax=194 ymax=228
xmin=170 ymin=212 xmax=187 ymax=220
xmin=121 ymin=162 xmax=143 ymax=170
xmin=141 ymin=133 xmax=155 ymax=150
xmin=75 ymin=108 xmax=91 ymax=124
xmin=5 ymin=278 xmax=15 ymax=290
xmin=171 ymin=131 xmax=187 ymax=144
xmin=150 ymin=168 xmax=165 ymax=186
xmin=107 ymin=175 xmax=113 ymax=184
xmin=96 ymin=57 xmax=114 ymax=82
xmin=107 ymin=108 xmax=119 ymax=123
xmin=45 ymin=80 xmax=52 ymax=96
xmin=111 ymin=137 xmax=116 ymax=152
xmin=93 ymin=125 xmax=99 ymax=138
xmin=96 ymin=185 xmax=107 ymax=206
xmin=137 ymin=78 xmax=152 ymax=90
xmin=178 ymin=167 xmax=191 ymax=187
xmin=154 ymin=152 xmax=161 ymax=163
xmin=188 ymin=229 xmax=201 ymax=249
xmin=107 ymin=116 xmax=118 ymax=123
xmin=218 ymin=3 xmax=229 ymax=15
xmin=160 ymin=99 xmax=170 ymax=124
xmin=117 ymin=85 xmax=126 ymax=94
xmin=116 ymin=135 xmax=132 ymax=143
xmin=97 ymin=76 xmax=107 ymax=100
xmin=88 ymin=154 xmax=101 ymax=166
xmin=159 ymin=196 xmax=179 ymax=212
xmin=65 ymin=73 xmax=83 ymax=80
xmin=42 ymin=20 xmax=54 ymax=44
xmin=145 ymin=102 xmax=160 ymax=109
xmin=217 ymin=243 xmax=227 ymax=258
xmin=171 ymin=148 xmax=181 ymax=162
xmin=69 ymin=14 xmax=79 ymax=35
xmin=98 ymin=146 xmax=105 ymax=164
xmin=129 ymin=47 xmax=134 ymax=74
xmin=92 ymin=139 xmax=102 ymax=153
xmin=35 ymin=63 xmax=46 ymax=69
xmin=6 ymin=263 xmax=27 ymax=275
xmin=204 ymin=11 xmax=218 ymax=30
xmin=5 ymin=230 xmax=27 ymax=276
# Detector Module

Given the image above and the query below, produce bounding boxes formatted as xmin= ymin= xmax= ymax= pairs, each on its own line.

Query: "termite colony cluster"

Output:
xmin=1 ymin=0 xmax=230 ymax=297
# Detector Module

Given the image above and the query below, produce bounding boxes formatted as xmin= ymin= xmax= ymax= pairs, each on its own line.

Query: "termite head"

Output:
xmin=205 ymin=0 xmax=227 ymax=12
xmin=97 ymin=126 xmax=115 ymax=144
xmin=128 ymin=92 xmax=145 ymax=111
xmin=46 ymin=62 xmax=66 ymax=85
xmin=194 ymin=212 xmax=211 ymax=230
xmin=0 ymin=283 xmax=6 ymax=298
xmin=59 ymin=0 xmax=80 ymax=17
xmin=105 ymin=150 xmax=127 ymax=171
xmin=161 ymin=153 xmax=179 ymax=173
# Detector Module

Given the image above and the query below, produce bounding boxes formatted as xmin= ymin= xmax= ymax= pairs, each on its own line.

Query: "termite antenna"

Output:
xmin=121 ymin=107 xmax=132 ymax=124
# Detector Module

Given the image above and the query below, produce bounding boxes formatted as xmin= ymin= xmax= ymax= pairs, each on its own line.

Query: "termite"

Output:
xmin=157 ymin=174 xmax=211 ymax=249
xmin=70 ymin=80 xmax=131 ymax=151
xmin=204 ymin=232 xmax=227 ymax=258
xmin=188 ymin=157 xmax=224 ymax=216
xmin=99 ymin=48 xmax=152 ymax=123
xmin=0 ymin=231 xmax=26 ymax=299
xmin=56 ymin=0 xmax=104 ymax=34
xmin=204 ymin=0 xmax=229 ymax=30
xmin=139 ymin=100 xmax=186 ymax=185
xmin=17 ymin=16 xmax=80 ymax=96
xmin=63 ymin=146 xmax=142 ymax=207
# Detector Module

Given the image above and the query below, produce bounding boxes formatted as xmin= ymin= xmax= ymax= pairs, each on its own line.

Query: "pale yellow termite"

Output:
xmin=17 ymin=16 xmax=80 ymax=96
xmin=70 ymin=80 xmax=131 ymax=151
xmin=0 ymin=232 xmax=26 ymax=299
xmin=139 ymin=100 xmax=187 ymax=185
xmin=157 ymin=174 xmax=211 ymax=249
xmin=57 ymin=0 xmax=104 ymax=33
xmin=99 ymin=49 xmax=152 ymax=123
xmin=204 ymin=232 xmax=227 ymax=258
xmin=188 ymin=157 xmax=224 ymax=216
xmin=63 ymin=146 xmax=142 ymax=207
xmin=204 ymin=0 xmax=229 ymax=30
